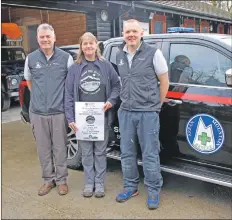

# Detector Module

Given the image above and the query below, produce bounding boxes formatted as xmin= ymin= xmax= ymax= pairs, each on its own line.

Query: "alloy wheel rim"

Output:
xmin=67 ymin=127 xmax=78 ymax=160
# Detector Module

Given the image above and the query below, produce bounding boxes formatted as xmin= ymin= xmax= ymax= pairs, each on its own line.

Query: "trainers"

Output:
xmin=115 ymin=189 xmax=139 ymax=203
xmin=82 ymin=184 xmax=94 ymax=198
xmin=147 ymin=195 xmax=160 ymax=210
xmin=95 ymin=183 xmax=105 ymax=198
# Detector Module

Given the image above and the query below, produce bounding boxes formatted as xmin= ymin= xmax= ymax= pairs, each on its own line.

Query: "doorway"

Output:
xmin=27 ymin=24 xmax=39 ymax=52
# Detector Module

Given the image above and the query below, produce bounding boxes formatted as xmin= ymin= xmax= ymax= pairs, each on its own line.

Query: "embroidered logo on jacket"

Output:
xmin=118 ymin=59 xmax=124 ymax=66
xmin=35 ymin=62 xmax=42 ymax=69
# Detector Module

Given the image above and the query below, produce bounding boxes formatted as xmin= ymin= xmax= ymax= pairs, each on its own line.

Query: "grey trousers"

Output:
xmin=30 ymin=111 xmax=68 ymax=185
xmin=79 ymin=124 xmax=109 ymax=186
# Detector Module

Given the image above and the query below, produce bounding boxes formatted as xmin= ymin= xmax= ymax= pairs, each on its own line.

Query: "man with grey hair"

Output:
xmin=24 ymin=23 xmax=74 ymax=196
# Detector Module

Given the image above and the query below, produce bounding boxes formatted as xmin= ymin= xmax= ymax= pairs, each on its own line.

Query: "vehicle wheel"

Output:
xmin=1 ymin=83 xmax=11 ymax=112
xmin=67 ymin=126 xmax=82 ymax=170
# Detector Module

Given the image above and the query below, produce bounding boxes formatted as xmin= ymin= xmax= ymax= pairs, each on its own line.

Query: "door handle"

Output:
xmin=166 ymin=99 xmax=183 ymax=106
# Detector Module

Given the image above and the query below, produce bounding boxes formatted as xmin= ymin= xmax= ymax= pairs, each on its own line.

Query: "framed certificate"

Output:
xmin=75 ymin=102 xmax=105 ymax=141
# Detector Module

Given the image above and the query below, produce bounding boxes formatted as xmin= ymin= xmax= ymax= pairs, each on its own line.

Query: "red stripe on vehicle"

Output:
xmin=19 ymin=81 xmax=28 ymax=107
xmin=167 ymin=91 xmax=232 ymax=105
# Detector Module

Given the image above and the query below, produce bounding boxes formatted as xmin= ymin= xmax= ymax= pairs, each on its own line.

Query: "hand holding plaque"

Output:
xmin=69 ymin=122 xmax=78 ymax=132
xmin=103 ymin=101 xmax=112 ymax=112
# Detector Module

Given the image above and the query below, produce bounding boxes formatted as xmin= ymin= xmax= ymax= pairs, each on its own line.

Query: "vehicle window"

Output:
xmin=62 ymin=48 xmax=79 ymax=60
xmin=109 ymin=46 xmax=120 ymax=65
xmin=108 ymin=46 xmax=120 ymax=74
xmin=169 ymin=44 xmax=231 ymax=87
xmin=146 ymin=41 xmax=162 ymax=49
xmin=2 ymin=48 xmax=26 ymax=61
xmin=66 ymin=49 xmax=79 ymax=54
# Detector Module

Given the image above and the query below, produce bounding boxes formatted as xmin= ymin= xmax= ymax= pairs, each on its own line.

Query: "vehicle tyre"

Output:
xmin=67 ymin=126 xmax=82 ymax=170
xmin=1 ymin=83 xmax=11 ymax=112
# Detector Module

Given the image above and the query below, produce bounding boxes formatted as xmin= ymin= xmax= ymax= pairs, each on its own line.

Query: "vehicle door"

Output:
xmin=161 ymin=38 xmax=232 ymax=168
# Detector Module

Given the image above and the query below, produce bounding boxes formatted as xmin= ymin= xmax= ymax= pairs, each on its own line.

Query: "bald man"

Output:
xmin=115 ymin=19 xmax=169 ymax=209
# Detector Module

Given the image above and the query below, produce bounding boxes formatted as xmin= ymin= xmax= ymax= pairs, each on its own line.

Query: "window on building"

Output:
xmin=195 ymin=22 xmax=200 ymax=33
xmin=154 ymin=21 xmax=163 ymax=34
xmin=201 ymin=26 xmax=209 ymax=33
xmin=27 ymin=24 xmax=39 ymax=52
xmin=218 ymin=25 xmax=224 ymax=34
xmin=169 ymin=44 xmax=231 ymax=87
xmin=186 ymin=24 xmax=194 ymax=28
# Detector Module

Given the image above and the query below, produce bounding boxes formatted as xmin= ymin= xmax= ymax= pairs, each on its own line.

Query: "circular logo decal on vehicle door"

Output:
xmin=186 ymin=114 xmax=224 ymax=154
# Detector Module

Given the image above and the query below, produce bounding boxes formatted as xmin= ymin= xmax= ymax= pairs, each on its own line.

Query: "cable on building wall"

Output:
xmin=47 ymin=10 xmax=49 ymax=23
xmin=8 ymin=7 xmax=11 ymax=22
xmin=40 ymin=10 xmax=43 ymax=23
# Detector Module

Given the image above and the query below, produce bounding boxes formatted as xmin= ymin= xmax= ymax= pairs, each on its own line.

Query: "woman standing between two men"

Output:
xmin=64 ymin=32 xmax=121 ymax=198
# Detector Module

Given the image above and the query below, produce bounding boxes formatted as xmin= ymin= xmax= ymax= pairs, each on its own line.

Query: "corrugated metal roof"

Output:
xmin=152 ymin=1 xmax=232 ymax=20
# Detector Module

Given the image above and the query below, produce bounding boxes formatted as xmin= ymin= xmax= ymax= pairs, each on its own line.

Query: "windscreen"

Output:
xmin=2 ymin=48 xmax=26 ymax=61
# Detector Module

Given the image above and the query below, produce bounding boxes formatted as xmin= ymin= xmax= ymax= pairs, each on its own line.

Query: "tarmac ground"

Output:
xmin=1 ymin=111 xmax=232 ymax=219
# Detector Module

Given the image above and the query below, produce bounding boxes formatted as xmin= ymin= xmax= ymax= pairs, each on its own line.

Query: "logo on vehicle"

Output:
xmin=186 ymin=114 xmax=224 ymax=154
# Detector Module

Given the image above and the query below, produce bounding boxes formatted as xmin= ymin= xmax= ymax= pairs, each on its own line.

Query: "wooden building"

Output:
xmin=1 ymin=0 xmax=232 ymax=53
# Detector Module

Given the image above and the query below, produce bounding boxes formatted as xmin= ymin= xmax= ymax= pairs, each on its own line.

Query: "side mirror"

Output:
xmin=225 ymin=68 xmax=232 ymax=87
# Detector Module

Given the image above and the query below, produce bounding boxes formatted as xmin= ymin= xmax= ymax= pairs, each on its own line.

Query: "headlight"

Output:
xmin=11 ymin=78 xmax=18 ymax=86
